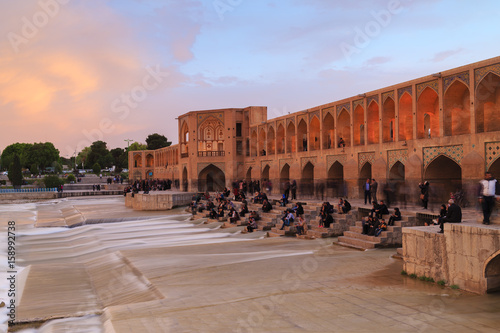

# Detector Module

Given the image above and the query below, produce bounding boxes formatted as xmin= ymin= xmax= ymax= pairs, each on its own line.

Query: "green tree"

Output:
xmin=1 ymin=143 xmax=32 ymax=170
xmin=8 ymin=154 xmax=23 ymax=188
xmin=66 ymin=174 xmax=76 ymax=183
xmin=110 ymin=147 xmax=127 ymax=173
xmin=25 ymin=142 xmax=60 ymax=171
xmin=43 ymin=175 xmax=64 ymax=188
xmin=87 ymin=141 xmax=113 ymax=168
xmin=76 ymin=147 xmax=91 ymax=169
xmin=30 ymin=164 xmax=39 ymax=175
xmin=92 ymin=162 xmax=101 ymax=175
xmin=53 ymin=161 xmax=63 ymax=174
xmin=146 ymin=133 xmax=172 ymax=150
xmin=127 ymin=142 xmax=147 ymax=152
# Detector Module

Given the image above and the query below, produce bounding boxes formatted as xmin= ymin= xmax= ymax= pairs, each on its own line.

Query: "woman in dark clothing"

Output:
xmin=388 ymin=207 xmax=402 ymax=226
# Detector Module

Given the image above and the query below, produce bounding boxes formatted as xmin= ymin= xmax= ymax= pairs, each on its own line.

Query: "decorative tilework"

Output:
xmin=197 ymin=162 xmax=225 ymax=175
xmin=417 ymin=80 xmax=438 ymax=99
xmin=423 ymin=145 xmax=463 ymax=169
xmin=475 ymin=64 xmax=500 ymax=88
xmin=353 ymin=99 xmax=364 ymax=110
xmin=197 ymin=112 xmax=224 ymax=128
xmin=382 ymin=91 xmax=395 ymax=103
xmin=326 ymin=154 xmax=347 ymax=171
xmin=358 ymin=152 xmax=375 ymax=171
xmin=367 ymin=95 xmax=379 ymax=107
xmin=443 ymin=71 xmax=470 ymax=92
xmin=301 ymin=157 xmax=317 ymax=170
xmin=336 ymin=103 xmax=351 ymax=117
xmin=398 ymin=86 xmax=413 ymax=100
xmin=485 ymin=142 xmax=500 ymax=170
xmin=286 ymin=117 xmax=295 ymax=127
xmin=297 ymin=115 xmax=307 ymax=126
xmin=280 ymin=158 xmax=293 ymax=171
xmin=309 ymin=111 xmax=320 ymax=123
xmin=387 ymin=149 xmax=408 ymax=171
xmin=322 ymin=107 xmax=335 ymax=120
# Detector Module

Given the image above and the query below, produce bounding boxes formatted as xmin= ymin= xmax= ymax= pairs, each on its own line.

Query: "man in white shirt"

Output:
xmin=478 ymin=172 xmax=498 ymax=225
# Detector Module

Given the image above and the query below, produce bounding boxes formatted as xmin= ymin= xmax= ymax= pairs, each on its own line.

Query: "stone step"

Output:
xmin=336 ymin=236 xmax=380 ymax=249
xmin=342 ymin=231 xmax=388 ymax=243
xmin=267 ymin=231 xmax=282 ymax=237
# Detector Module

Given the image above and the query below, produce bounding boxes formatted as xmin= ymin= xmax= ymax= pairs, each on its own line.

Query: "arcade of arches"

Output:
xmin=128 ymin=57 xmax=500 ymax=205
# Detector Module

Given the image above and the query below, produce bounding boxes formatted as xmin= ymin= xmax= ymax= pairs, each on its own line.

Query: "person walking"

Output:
xmin=478 ymin=172 xmax=499 ymax=225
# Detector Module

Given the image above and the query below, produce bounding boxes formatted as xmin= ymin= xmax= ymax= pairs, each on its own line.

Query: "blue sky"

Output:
xmin=1 ymin=0 xmax=500 ymax=157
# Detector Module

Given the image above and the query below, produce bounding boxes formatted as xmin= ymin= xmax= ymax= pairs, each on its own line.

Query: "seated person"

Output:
xmin=362 ymin=216 xmax=377 ymax=235
xmin=253 ymin=191 xmax=263 ymax=204
xmin=197 ymin=202 xmax=206 ymax=213
xmin=322 ymin=212 xmax=333 ymax=228
xmin=229 ymin=208 xmax=240 ymax=224
xmin=209 ymin=208 xmax=218 ymax=219
xmin=247 ymin=217 xmax=258 ymax=233
xmin=368 ymin=217 xmax=381 ymax=236
xmin=343 ymin=199 xmax=351 ymax=213
xmin=279 ymin=210 xmax=295 ymax=230
xmin=292 ymin=202 xmax=304 ymax=216
xmin=217 ymin=206 xmax=225 ymax=218
xmin=250 ymin=210 xmax=260 ymax=221
xmin=239 ymin=200 xmax=249 ymax=217
xmin=369 ymin=201 xmax=380 ymax=218
xmin=262 ymin=199 xmax=273 ymax=213
xmin=438 ymin=199 xmax=461 ymax=233
xmin=388 ymin=207 xmax=401 ymax=226
xmin=204 ymin=191 xmax=210 ymax=200
xmin=261 ymin=192 xmax=268 ymax=203
xmin=295 ymin=216 xmax=306 ymax=235
xmin=374 ymin=200 xmax=389 ymax=219
xmin=375 ymin=219 xmax=387 ymax=236
xmin=207 ymin=200 xmax=215 ymax=210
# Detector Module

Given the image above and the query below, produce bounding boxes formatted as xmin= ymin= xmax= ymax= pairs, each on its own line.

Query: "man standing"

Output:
xmin=438 ymin=199 xmax=461 ymax=233
xmin=364 ymin=178 xmax=371 ymax=205
xmin=479 ymin=172 xmax=498 ymax=225
xmin=291 ymin=180 xmax=297 ymax=200
xmin=370 ymin=178 xmax=378 ymax=203
xmin=284 ymin=180 xmax=290 ymax=200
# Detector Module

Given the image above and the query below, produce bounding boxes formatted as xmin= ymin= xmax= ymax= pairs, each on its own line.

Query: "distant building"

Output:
xmin=129 ymin=56 xmax=500 ymax=202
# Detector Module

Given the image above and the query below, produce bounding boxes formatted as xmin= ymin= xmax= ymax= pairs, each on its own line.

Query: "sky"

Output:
xmin=1 ymin=0 xmax=500 ymax=157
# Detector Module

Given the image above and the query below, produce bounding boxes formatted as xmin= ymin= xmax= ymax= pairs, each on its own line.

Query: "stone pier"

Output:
xmin=125 ymin=191 xmax=195 ymax=210
xmin=403 ymin=222 xmax=500 ymax=294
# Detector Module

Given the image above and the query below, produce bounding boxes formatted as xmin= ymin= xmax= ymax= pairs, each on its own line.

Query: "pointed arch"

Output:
xmin=250 ymin=130 xmax=258 ymax=157
xmin=182 ymin=167 xmax=188 ymax=191
xmin=280 ymin=163 xmax=290 ymax=182
xmin=276 ymin=124 xmax=285 ymax=154
xmin=383 ymin=97 xmax=395 ymax=142
xmin=485 ymin=250 xmax=500 ymax=293
xmin=301 ymin=162 xmax=315 ymax=197
xmin=367 ymin=101 xmax=379 ymax=144
xmin=353 ymin=105 xmax=365 ymax=146
xmin=286 ymin=122 xmax=296 ymax=153
xmin=297 ymin=119 xmax=308 ymax=152
xmin=134 ymin=154 xmax=142 ymax=168
xmin=476 ymin=72 xmax=500 ymax=133
xmin=327 ymin=161 xmax=344 ymax=197
xmin=309 ymin=116 xmax=320 ymax=151
xmin=198 ymin=164 xmax=226 ymax=192
xmin=424 ymin=155 xmax=462 ymax=203
xmin=261 ymin=164 xmax=270 ymax=181
xmin=444 ymin=80 xmax=470 ymax=136
xmin=259 ymin=128 xmax=266 ymax=155
xmin=398 ymin=92 xmax=413 ymax=141
xmin=359 ymin=162 xmax=372 ymax=195
xmin=417 ymin=87 xmax=439 ymax=139
xmin=267 ymin=126 xmax=276 ymax=155
xmin=389 ymin=161 xmax=405 ymax=180
xmin=146 ymin=154 xmax=154 ymax=168
xmin=337 ymin=109 xmax=351 ymax=148
xmin=246 ymin=167 xmax=252 ymax=182
xmin=323 ymin=113 xmax=335 ymax=149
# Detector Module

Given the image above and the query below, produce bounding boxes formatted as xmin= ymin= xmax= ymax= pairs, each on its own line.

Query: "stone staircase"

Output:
xmin=335 ymin=212 xmax=417 ymax=250
xmin=303 ymin=209 xmax=358 ymax=239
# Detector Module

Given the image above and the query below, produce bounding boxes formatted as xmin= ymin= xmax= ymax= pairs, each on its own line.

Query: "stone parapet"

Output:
xmin=125 ymin=192 xmax=195 ymax=210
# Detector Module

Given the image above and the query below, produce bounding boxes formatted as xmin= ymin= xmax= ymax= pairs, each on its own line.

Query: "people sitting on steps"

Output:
xmin=262 ymin=199 xmax=272 ymax=213
xmin=374 ymin=219 xmax=387 ymax=237
xmin=247 ymin=217 xmax=258 ymax=233
xmin=292 ymin=202 xmax=304 ymax=217
xmin=320 ymin=211 xmax=333 ymax=228
xmin=295 ymin=216 xmax=306 ymax=236
xmin=279 ymin=209 xmax=295 ymax=230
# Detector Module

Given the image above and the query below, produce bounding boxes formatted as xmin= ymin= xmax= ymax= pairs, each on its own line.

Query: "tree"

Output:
xmin=76 ymin=147 xmax=91 ymax=169
xmin=87 ymin=141 xmax=113 ymax=168
xmin=25 ymin=142 xmax=60 ymax=171
xmin=110 ymin=148 xmax=127 ymax=173
xmin=127 ymin=142 xmax=147 ymax=152
xmin=8 ymin=154 xmax=23 ymax=188
xmin=43 ymin=175 xmax=64 ymax=188
xmin=30 ymin=164 xmax=39 ymax=175
xmin=146 ymin=133 xmax=172 ymax=150
xmin=92 ymin=162 xmax=101 ymax=175
xmin=1 ymin=143 xmax=32 ymax=170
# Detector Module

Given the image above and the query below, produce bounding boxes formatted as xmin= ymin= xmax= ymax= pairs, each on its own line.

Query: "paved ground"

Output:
xmin=1 ymin=196 xmax=499 ymax=333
